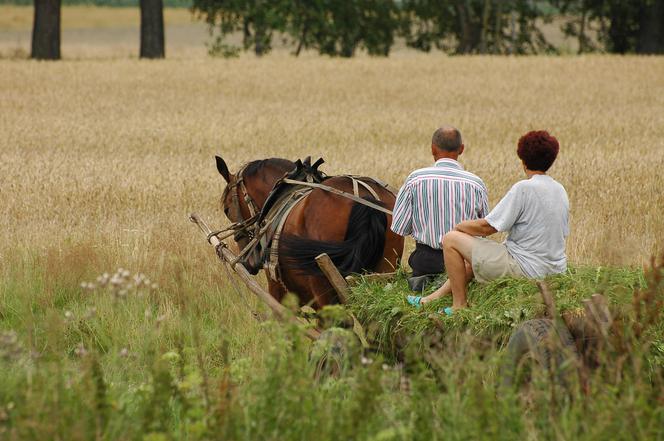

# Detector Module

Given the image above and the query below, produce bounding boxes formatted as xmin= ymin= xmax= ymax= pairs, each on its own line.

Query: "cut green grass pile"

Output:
xmin=346 ymin=265 xmax=659 ymax=356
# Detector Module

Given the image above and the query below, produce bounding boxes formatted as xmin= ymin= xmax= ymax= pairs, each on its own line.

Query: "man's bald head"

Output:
xmin=432 ymin=126 xmax=463 ymax=152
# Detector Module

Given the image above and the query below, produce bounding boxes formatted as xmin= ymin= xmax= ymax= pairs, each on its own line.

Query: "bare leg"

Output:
xmin=421 ymin=261 xmax=473 ymax=304
xmin=420 ymin=231 xmax=476 ymax=309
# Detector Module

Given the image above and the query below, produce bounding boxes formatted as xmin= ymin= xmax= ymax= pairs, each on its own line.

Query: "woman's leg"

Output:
xmin=420 ymin=261 xmax=473 ymax=303
xmin=421 ymin=232 xmax=476 ymax=306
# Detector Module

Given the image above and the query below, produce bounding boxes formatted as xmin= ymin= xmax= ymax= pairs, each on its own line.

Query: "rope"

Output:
xmin=206 ymin=214 xmax=260 ymax=245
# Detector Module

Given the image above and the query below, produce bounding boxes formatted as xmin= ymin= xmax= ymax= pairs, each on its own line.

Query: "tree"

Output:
xmin=140 ymin=0 xmax=165 ymax=58
xmin=284 ymin=0 xmax=326 ymax=56
xmin=401 ymin=0 xmax=555 ymax=55
xmin=194 ymin=0 xmax=398 ymax=57
xmin=638 ymin=0 xmax=664 ymax=54
xmin=194 ymin=0 xmax=287 ymax=57
xmin=556 ymin=0 xmax=664 ymax=54
xmin=31 ymin=0 xmax=61 ymax=60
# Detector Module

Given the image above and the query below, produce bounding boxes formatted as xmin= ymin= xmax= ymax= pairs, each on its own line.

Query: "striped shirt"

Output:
xmin=391 ymin=158 xmax=489 ymax=249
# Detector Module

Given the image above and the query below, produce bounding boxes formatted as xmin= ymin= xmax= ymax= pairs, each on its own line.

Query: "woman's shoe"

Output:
xmin=406 ymin=295 xmax=423 ymax=308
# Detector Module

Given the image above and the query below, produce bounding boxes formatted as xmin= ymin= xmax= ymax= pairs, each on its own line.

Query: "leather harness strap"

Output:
xmin=352 ymin=177 xmax=359 ymax=197
xmin=353 ymin=177 xmax=381 ymax=200
xmin=264 ymin=189 xmax=312 ymax=281
xmin=281 ymin=178 xmax=393 ymax=216
xmin=217 ymin=164 xmax=395 ymax=282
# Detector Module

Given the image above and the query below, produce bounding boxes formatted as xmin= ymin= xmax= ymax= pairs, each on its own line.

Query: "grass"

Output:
xmin=347 ymin=265 xmax=647 ymax=346
xmin=0 ymin=252 xmax=662 ymax=440
xmin=0 ymin=53 xmax=663 ymax=438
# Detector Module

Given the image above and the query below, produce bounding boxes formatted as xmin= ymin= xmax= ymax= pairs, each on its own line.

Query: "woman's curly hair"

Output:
xmin=517 ymin=130 xmax=559 ymax=172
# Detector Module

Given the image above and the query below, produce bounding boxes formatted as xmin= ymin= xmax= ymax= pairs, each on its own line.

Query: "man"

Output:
xmin=391 ymin=126 xmax=489 ymax=292
xmin=413 ymin=130 xmax=569 ymax=312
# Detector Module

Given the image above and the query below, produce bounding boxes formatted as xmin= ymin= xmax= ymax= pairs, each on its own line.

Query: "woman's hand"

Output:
xmin=454 ymin=219 xmax=497 ymax=237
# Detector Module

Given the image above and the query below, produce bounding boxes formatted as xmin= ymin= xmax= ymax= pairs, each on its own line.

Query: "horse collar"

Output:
xmin=225 ymin=164 xmax=260 ymax=225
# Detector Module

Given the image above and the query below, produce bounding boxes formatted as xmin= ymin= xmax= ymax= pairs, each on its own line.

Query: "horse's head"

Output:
xmin=215 ymin=155 xmax=296 ymax=274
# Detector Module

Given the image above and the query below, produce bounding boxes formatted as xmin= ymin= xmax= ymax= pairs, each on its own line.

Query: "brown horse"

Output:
xmin=215 ymin=156 xmax=404 ymax=308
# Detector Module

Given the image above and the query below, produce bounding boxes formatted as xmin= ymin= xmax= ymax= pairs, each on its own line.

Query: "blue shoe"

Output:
xmin=438 ymin=307 xmax=453 ymax=316
xmin=407 ymin=295 xmax=423 ymax=308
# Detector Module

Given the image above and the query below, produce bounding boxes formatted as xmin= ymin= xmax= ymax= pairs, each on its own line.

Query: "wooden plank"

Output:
xmin=591 ymin=293 xmax=612 ymax=325
xmin=583 ymin=298 xmax=610 ymax=339
xmin=315 ymin=253 xmax=349 ymax=303
xmin=190 ymin=213 xmax=320 ymax=340
xmin=536 ymin=281 xmax=557 ymax=319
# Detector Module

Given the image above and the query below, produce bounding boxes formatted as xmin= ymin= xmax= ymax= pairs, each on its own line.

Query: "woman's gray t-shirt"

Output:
xmin=485 ymin=175 xmax=569 ymax=278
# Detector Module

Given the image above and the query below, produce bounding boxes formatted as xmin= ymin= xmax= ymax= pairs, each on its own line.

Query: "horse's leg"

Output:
xmin=305 ymin=275 xmax=337 ymax=308
xmin=374 ymin=231 xmax=404 ymax=273
xmin=277 ymin=197 xmax=348 ymax=308
xmin=267 ymin=278 xmax=286 ymax=303
xmin=280 ymin=269 xmax=336 ymax=308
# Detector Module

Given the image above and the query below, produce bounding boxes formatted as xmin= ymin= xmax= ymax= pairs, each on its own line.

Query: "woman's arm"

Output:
xmin=454 ymin=218 xmax=497 ymax=237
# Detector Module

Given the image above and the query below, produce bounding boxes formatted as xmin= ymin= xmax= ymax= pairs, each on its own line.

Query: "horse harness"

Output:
xmin=218 ymin=163 xmax=261 ymax=244
xmin=215 ymin=162 xmax=395 ymax=282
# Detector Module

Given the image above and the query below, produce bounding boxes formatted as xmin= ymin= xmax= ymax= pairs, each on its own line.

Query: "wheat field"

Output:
xmin=2 ymin=55 xmax=663 ymax=265
xmin=1 ymin=8 xmax=664 ymax=439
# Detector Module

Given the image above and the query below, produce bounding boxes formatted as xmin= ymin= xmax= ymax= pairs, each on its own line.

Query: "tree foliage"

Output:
xmin=400 ymin=0 xmax=557 ymax=55
xmin=190 ymin=0 xmax=664 ymax=57
xmin=555 ymin=0 xmax=664 ymax=54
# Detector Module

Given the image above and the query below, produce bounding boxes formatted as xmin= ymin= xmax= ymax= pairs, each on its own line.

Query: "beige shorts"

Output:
xmin=471 ymin=238 xmax=525 ymax=283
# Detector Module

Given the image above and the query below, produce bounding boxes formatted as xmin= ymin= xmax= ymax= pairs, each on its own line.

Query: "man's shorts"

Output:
xmin=471 ymin=237 xmax=525 ymax=283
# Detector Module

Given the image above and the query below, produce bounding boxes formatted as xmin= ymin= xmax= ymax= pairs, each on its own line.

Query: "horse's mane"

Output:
xmin=243 ymin=158 xmax=295 ymax=178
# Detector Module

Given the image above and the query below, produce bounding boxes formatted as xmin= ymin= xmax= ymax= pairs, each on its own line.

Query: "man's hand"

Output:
xmin=454 ymin=218 xmax=497 ymax=237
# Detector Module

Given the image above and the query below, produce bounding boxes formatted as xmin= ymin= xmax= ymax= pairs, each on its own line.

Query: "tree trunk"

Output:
xmin=243 ymin=18 xmax=251 ymax=49
xmin=140 ymin=0 xmax=165 ymax=59
xmin=607 ymin=3 xmax=631 ymax=54
xmin=294 ymin=24 xmax=308 ymax=57
xmin=578 ymin=2 xmax=587 ymax=54
xmin=638 ymin=0 xmax=664 ymax=54
xmin=479 ymin=0 xmax=491 ymax=54
xmin=509 ymin=10 xmax=517 ymax=55
xmin=494 ymin=0 xmax=502 ymax=54
xmin=254 ymin=26 xmax=266 ymax=56
xmin=31 ymin=0 xmax=61 ymax=60
xmin=455 ymin=2 xmax=472 ymax=53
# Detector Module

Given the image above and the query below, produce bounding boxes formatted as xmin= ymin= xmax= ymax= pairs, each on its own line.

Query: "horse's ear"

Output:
xmin=312 ymin=158 xmax=325 ymax=171
xmin=215 ymin=156 xmax=231 ymax=183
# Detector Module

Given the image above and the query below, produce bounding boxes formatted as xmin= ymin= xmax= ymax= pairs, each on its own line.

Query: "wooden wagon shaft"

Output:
xmin=315 ymin=253 xmax=349 ymax=303
xmin=189 ymin=213 xmax=320 ymax=340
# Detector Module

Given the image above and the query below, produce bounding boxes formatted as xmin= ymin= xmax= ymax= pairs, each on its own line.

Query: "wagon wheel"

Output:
xmin=310 ymin=328 xmax=361 ymax=380
xmin=501 ymin=318 xmax=578 ymax=392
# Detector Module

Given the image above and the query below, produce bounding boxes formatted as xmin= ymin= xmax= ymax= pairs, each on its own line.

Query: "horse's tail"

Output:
xmin=279 ymin=197 xmax=387 ymax=278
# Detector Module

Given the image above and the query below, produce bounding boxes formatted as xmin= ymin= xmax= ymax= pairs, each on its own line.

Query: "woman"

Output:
xmin=407 ymin=130 xmax=569 ymax=313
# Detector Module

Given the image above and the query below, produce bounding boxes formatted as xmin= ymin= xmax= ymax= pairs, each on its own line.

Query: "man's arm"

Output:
xmin=390 ymin=181 xmax=413 ymax=236
xmin=478 ymin=185 xmax=489 ymax=218
xmin=454 ymin=218 xmax=497 ymax=237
